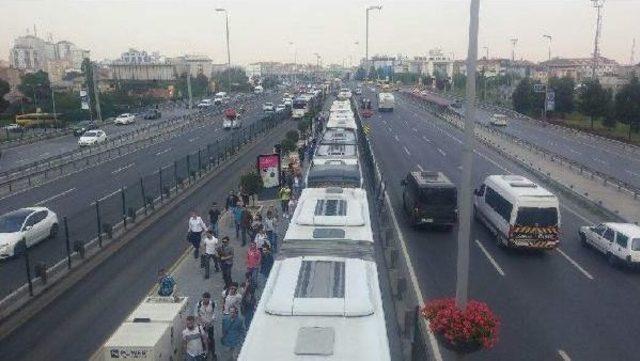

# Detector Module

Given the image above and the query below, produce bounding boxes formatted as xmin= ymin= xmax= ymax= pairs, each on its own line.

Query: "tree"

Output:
xmin=212 ymin=67 xmax=250 ymax=92
xmin=548 ymin=76 xmax=575 ymax=116
xmin=18 ymin=70 xmax=51 ymax=112
xmin=0 ymin=79 xmax=10 ymax=115
xmin=354 ymin=67 xmax=366 ymax=81
xmin=578 ymin=79 xmax=611 ymax=129
xmin=615 ymin=75 xmax=640 ymax=139
xmin=81 ymin=58 xmax=95 ymax=110
xmin=367 ymin=66 xmax=376 ymax=80
xmin=511 ymin=78 xmax=543 ymax=116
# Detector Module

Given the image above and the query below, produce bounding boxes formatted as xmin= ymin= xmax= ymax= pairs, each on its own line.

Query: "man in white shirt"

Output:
xmin=182 ymin=315 xmax=207 ymax=361
xmin=195 ymin=292 xmax=216 ymax=360
xmin=222 ymin=282 xmax=243 ymax=315
xmin=254 ymin=228 xmax=270 ymax=250
xmin=202 ymin=230 xmax=220 ymax=278
xmin=187 ymin=211 xmax=208 ymax=259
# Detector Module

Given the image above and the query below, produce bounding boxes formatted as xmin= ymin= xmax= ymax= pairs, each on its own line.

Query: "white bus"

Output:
xmin=292 ymin=95 xmax=313 ymax=119
xmin=473 ymin=175 xmax=561 ymax=249
xmin=305 ymin=159 xmax=363 ymax=188
xmin=377 ymin=92 xmax=395 ymax=112
xmin=239 ymin=187 xmax=390 ymax=361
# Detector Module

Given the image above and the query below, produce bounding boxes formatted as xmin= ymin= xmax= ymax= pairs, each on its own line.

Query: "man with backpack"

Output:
xmin=182 ymin=315 xmax=207 ymax=361
xmin=157 ymin=268 xmax=176 ymax=297
xmin=195 ymin=292 xmax=217 ymax=361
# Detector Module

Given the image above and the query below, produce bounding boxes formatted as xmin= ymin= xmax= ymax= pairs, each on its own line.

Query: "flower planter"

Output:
xmin=435 ymin=333 xmax=482 ymax=354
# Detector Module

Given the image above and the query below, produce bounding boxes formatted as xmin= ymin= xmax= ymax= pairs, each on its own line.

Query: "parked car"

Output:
xmin=70 ymin=120 xmax=97 ymax=136
xmin=142 ymin=109 xmax=161 ymax=120
xmin=490 ymin=114 xmax=508 ymax=126
xmin=114 ymin=113 xmax=135 ymax=125
xmin=263 ymin=102 xmax=275 ymax=112
xmin=3 ymin=124 xmax=22 ymax=133
xmin=78 ymin=130 xmax=107 ymax=147
xmin=579 ymin=222 xmax=640 ymax=267
xmin=0 ymin=207 xmax=59 ymax=259
xmin=276 ymin=104 xmax=287 ymax=112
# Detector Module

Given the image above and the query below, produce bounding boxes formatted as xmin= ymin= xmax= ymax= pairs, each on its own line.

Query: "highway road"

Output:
xmin=0 ymin=92 xmax=282 ymax=298
xmin=0 ymin=117 xmax=298 ymax=361
xmin=363 ymin=89 xmax=640 ymax=361
xmin=415 ymin=91 xmax=640 ymax=190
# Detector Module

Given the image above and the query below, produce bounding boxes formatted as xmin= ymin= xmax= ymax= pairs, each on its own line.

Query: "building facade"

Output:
xmin=9 ymin=35 xmax=89 ymax=74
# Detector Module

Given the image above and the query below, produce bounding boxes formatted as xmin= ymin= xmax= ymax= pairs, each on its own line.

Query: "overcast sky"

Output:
xmin=1 ymin=0 xmax=639 ymax=66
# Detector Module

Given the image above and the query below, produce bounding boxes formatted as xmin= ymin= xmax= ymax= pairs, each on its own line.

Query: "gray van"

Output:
xmin=401 ymin=171 xmax=457 ymax=230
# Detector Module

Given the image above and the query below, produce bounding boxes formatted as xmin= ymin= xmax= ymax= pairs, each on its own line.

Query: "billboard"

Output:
xmin=257 ymin=154 xmax=281 ymax=188
xmin=80 ymin=90 xmax=90 ymax=110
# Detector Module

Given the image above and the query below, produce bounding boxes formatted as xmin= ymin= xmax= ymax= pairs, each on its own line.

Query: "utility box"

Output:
xmin=102 ymin=322 xmax=172 ymax=361
xmin=126 ymin=296 xmax=189 ymax=359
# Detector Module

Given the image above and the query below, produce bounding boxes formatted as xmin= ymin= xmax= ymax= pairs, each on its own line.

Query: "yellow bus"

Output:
xmin=15 ymin=112 xmax=59 ymax=128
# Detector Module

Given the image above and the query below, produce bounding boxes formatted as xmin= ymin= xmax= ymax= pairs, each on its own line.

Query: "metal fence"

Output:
xmin=0 ymin=110 xmax=289 ymax=303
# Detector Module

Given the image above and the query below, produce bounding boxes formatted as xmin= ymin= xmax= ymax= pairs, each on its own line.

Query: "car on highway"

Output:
xmin=275 ymin=103 xmax=287 ymax=112
xmin=70 ymin=120 xmax=97 ymax=136
xmin=490 ymin=113 xmax=508 ymax=126
xmin=114 ymin=113 xmax=136 ymax=125
xmin=401 ymin=171 xmax=457 ymax=229
xmin=473 ymin=175 xmax=560 ymax=249
xmin=254 ymin=85 xmax=264 ymax=94
xmin=3 ymin=123 xmax=22 ymax=132
xmin=0 ymin=207 xmax=59 ymax=260
xmin=355 ymin=87 xmax=363 ymax=95
xmin=142 ymin=109 xmax=161 ymax=119
xmin=262 ymin=102 xmax=275 ymax=112
xmin=78 ymin=129 xmax=107 ymax=147
xmin=283 ymin=97 xmax=293 ymax=108
xmin=579 ymin=222 xmax=640 ymax=267
xmin=198 ymin=99 xmax=213 ymax=108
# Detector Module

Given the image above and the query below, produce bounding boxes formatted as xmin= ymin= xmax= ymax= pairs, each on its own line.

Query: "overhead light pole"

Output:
xmin=215 ymin=8 xmax=231 ymax=91
xmin=456 ymin=0 xmax=481 ymax=310
xmin=365 ymin=5 xmax=382 ymax=76
xmin=543 ymin=34 xmax=553 ymax=120
xmin=289 ymin=42 xmax=297 ymax=86
xmin=591 ymin=0 xmax=605 ymax=79
xmin=510 ymin=38 xmax=518 ymax=62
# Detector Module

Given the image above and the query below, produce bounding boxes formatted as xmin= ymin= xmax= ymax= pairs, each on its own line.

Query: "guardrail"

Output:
xmin=0 ymin=110 xmax=291 ymax=320
xmin=0 ymin=128 xmax=72 ymax=149
xmin=351 ymin=99 xmax=441 ymax=361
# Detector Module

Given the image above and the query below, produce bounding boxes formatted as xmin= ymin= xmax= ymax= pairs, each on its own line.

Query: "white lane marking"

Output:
xmin=188 ymin=136 xmax=198 ymax=142
xmin=90 ymin=188 xmax=121 ymax=205
xmin=626 ymin=169 xmax=640 ymax=177
xmin=412 ymin=127 xmax=418 ymax=133
xmin=556 ymin=248 xmax=594 ymax=280
xmin=394 ymin=135 xmax=400 ymax=142
xmin=155 ymin=148 xmax=171 ymax=156
xmin=403 ymin=146 xmax=411 ymax=156
xmin=422 ymin=135 xmax=431 ymax=143
xmin=382 ymin=120 xmax=387 ymax=125
xmin=40 ymin=152 xmax=51 ymax=157
xmin=568 ymin=148 xmax=581 ymax=155
xmin=417 ymin=164 xmax=424 ymax=171
xmin=474 ymin=150 xmax=511 ymax=173
xmin=437 ymin=148 xmax=446 ymax=157
xmin=35 ymin=187 xmax=76 ymax=206
xmin=558 ymin=350 xmax=572 ymax=361
xmin=562 ymin=203 xmax=595 ymax=225
xmin=475 ymin=240 xmax=506 ymax=276
xmin=111 ymin=162 xmax=135 ymax=174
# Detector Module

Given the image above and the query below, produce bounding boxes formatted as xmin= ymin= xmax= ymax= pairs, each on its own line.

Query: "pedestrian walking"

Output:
xmin=157 ymin=268 xmax=176 ymax=297
xmin=225 ymin=191 xmax=239 ymax=212
xmin=182 ymin=315 xmax=208 ymax=361
xmin=249 ymin=214 xmax=262 ymax=244
xmin=208 ymin=202 xmax=221 ymax=237
xmin=240 ymin=205 xmax=252 ymax=247
xmin=194 ymin=292 xmax=217 ymax=360
xmin=278 ymin=185 xmax=291 ymax=217
xmin=222 ymin=282 xmax=243 ymax=315
xmin=202 ymin=230 xmax=220 ymax=279
xmin=233 ymin=205 xmax=243 ymax=239
xmin=240 ymin=281 xmax=257 ymax=329
xmin=260 ymin=243 xmax=274 ymax=284
xmin=254 ymin=228 xmax=269 ymax=251
xmin=221 ymin=307 xmax=246 ymax=361
xmin=240 ymin=188 xmax=250 ymax=207
xmin=187 ymin=211 xmax=208 ymax=259
xmin=218 ymin=237 xmax=234 ymax=289
xmin=245 ymin=241 xmax=261 ymax=288
xmin=298 ymin=145 xmax=305 ymax=164
xmin=287 ymin=197 xmax=297 ymax=219
xmin=292 ymin=173 xmax=302 ymax=199
xmin=264 ymin=210 xmax=278 ymax=253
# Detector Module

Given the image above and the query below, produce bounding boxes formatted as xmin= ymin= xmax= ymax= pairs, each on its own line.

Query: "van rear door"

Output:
xmin=511 ymin=206 xmax=560 ymax=248
xmin=416 ymin=187 xmax=457 ymax=225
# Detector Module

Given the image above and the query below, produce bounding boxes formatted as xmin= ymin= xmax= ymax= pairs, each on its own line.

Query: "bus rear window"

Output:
xmin=515 ymin=207 xmax=558 ymax=227
xmin=632 ymin=239 xmax=640 ymax=251
xmin=418 ymin=188 xmax=457 ymax=206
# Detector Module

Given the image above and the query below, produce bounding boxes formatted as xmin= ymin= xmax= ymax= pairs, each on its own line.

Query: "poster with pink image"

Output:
xmin=257 ymin=154 xmax=281 ymax=188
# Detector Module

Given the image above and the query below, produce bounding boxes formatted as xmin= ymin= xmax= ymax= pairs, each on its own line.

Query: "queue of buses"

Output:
xmin=239 ymin=98 xmax=389 ymax=360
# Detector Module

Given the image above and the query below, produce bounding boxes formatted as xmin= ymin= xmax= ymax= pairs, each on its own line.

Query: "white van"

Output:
xmin=473 ymin=175 xmax=561 ymax=249
xmin=579 ymin=222 xmax=640 ymax=267
xmin=490 ymin=113 xmax=508 ymax=126
xmin=377 ymin=92 xmax=395 ymax=112
xmin=254 ymin=85 xmax=264 ymax=94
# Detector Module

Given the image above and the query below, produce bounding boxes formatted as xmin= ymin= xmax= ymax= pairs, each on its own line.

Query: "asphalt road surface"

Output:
xmin=0 ymin=117 xmax=298 ymax=361
xmin=363 ymin=89 xmax=640 ymax=361
xmin=0 ymin=92 xmax=281 ymax=297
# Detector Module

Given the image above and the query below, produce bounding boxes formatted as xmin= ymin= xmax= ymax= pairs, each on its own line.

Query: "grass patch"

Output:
xmin=551 ymin=113 xmax=640 ymax=146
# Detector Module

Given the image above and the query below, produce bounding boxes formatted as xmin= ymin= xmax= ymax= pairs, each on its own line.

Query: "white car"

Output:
xmin=114 ymin=113 xmax=135 ymax=125
xmin=78 ymin=130 xmax=107 ymax=147
xmin=0 ymin=207 xmax=59 ymax=259
xmin=490 ymin=114 xmax=508 ymax=126
xmin=3 ymin=124 xmax=22 ymax=132
xmin=283 ymin=98 xmax=293 ymax=107
xmin=579 ymin=222 xmax=640 ymax=267
xmin=263 ymin=102 xmax=275 ymax=112
xmin=275 ymin=104 xmax=287 ymax=112
xmin=197 ymin=99 xmax=213 ymax=108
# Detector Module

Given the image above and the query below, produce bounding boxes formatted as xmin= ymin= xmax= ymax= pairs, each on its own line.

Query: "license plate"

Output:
xmin=422 ymin=218 xmax=433 ymax=223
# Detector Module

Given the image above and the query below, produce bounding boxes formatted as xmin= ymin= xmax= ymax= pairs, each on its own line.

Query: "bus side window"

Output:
xmin=477 ymin=184 xmax=485 ymax=197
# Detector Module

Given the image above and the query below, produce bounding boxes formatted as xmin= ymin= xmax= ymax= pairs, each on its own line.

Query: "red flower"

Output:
xmin=421 ymin=298 xmax=500 ymax=349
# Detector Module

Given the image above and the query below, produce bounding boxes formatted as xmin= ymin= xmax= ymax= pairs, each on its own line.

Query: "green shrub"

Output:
xmin=281 ymin=138 xmax=296 ymax=152
xmin=285 ymin=130 xmax=299 ymax=143
xmin=240 ymin=171 xmax=263 ymax=195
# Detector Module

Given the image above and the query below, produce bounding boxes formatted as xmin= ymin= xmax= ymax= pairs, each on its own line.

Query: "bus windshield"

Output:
xmin=515 ymin=207 xmax=558 ymax=227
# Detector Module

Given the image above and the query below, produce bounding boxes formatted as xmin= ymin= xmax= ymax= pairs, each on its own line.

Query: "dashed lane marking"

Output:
xmin=403 ymin=146 xmax=411 ymax=156
xmin=155 ymin=148 xmax=171 ymax=156
xmin=475 ymin=240 xmax=505 ymax=276
xmin=417 ymin=164 xmax=424 ymax=171
xmin=111 ymin=162 xmax=135 ymax=175
xmin=556 ymin=248 xmax=595 ymax=280
xmin=35 ymin=187 xmax=76 ymax=206
xmin=437 ymin=148 xmax=446 ymax=157
xmin=558 ymin=350 xmax=572 ymax=361
xmin=394 ymin=135 xmax=400 ymax=142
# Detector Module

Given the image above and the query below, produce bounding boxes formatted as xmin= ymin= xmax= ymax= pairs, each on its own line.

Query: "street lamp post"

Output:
xmin=482 ymin=46 xmax=489 ymax=100
xmin=216 ymin=8 xmax=231 ymax=91
xmin=543 ymin=34 xmax=553 ymax=120
xmin=365 ymin=5 xmax=382 ymax=77
xmin=289 ymin=42 xmax=297 ymax=86
xmin=456 ymin=0 xmax=481 ymax=310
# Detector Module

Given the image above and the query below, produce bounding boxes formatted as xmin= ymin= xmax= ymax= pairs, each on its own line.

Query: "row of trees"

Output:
xmin=512 ymin=75 xmax=640 ymax=137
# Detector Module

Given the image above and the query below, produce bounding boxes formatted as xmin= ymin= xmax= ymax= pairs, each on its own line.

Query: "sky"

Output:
xmin=1 ymin=0 xmax=639 ymax=66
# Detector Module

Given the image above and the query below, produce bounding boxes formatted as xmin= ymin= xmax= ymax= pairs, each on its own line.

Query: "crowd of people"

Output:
xmin=154 ymin=110 xmax=325 ymax=361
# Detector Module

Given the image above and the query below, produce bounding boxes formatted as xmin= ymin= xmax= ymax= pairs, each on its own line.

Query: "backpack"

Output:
xmin=158 ymin=276 xmax=174 ymax=296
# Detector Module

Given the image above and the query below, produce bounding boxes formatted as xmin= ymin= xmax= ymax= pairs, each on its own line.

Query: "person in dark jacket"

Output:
xmin=225 ymin=190 xmax=239 ymax=211
xmin=240 ymin=205 xmax=252 ymax=247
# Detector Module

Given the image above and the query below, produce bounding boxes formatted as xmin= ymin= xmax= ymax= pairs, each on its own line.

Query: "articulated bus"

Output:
xmin=15 ymin=112 xmax=59 ymax=128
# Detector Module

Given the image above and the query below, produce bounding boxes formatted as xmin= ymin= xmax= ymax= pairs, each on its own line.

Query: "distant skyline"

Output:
xmin=1 ymin=0 xmax=639 ymax=67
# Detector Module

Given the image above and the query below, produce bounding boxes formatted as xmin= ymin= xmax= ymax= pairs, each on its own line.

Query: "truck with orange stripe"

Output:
xmin=473 ymin=175 xmax=561 ymax=250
